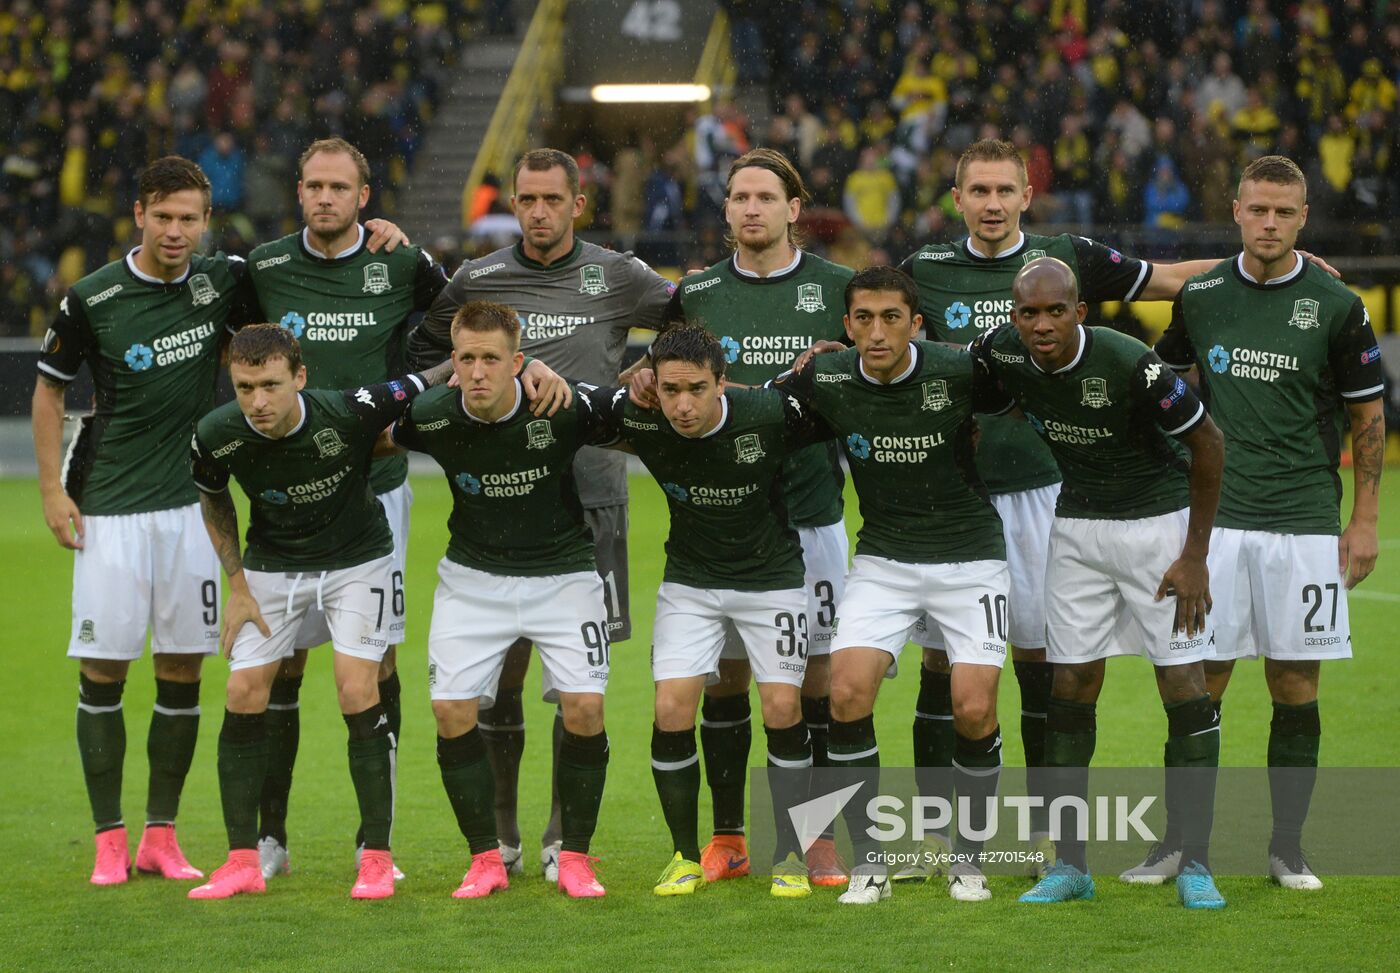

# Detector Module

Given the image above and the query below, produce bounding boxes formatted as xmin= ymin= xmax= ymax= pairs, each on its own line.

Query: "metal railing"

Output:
xmin=460 ymin=0 xmax=569 ymax=228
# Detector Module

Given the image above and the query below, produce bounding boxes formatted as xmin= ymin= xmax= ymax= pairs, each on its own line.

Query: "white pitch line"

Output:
xmin=1349 ymin=589 xmax=1400 ymax=603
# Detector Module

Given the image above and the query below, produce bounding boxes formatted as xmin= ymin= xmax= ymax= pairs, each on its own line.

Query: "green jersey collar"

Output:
xmin=125 ymin=248 xmax=192 ymax=286
xmin=300 ymin=224 xmax=366 ymax=262
xmin=1028 ymin=324 xmax=1090 ymax=375
xmin=244 ymin=394 xmax=308 ymax=440
xmin=459 ymin=379 xmax=524 ymax=424
xmin=1232 ymin=251 xmax=1304 ymax=289
xmin=964 ymin=230 xmax=1027 ymax=262
xmin=513 ymin=240 xmax=583 ymax=271
xmin=857 ymin=341 xmax=921 ymax=386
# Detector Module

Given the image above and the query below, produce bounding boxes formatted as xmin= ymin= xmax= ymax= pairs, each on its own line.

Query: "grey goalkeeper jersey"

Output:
xmin=410 ymin=239 xmax=674 ymax=507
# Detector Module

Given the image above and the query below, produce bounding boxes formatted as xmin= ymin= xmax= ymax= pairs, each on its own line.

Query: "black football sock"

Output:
xmin=651 ymin=725 xmax=701 ymax=861
xmin=828 ymin=715 xmax=881 ymax=869
xmin=479 ymin=686 xmax=525 ymax=848
xmin=764 ymin=720 xmax=812 ymax=862
xmin=344 ymin=704 xmax=393 ymax=851
xmin=217 ymin=710 xmax=268 ymax=851
xmin=1044 ymin=698 xmax=1096 ymax=872
xmin=558 ymin=729 xmax=609 ymax=854
xmin=953 ymin=726 xmax=1003 ymax=857
xmin=1268 ymin=701 xmax=1320 ymax=859
xmin=912 ymin=666 xmax=955 ymax=842
xmin=1013 ymin=660 xmax=1053 ymax=835
xmin=146 ymin=677 xmax=201 ymax=825
xmin=701 ymin=693 xmax=751 ymax=837
xmin=1165 ymin=694 xmax=1220 ymax=871
xmin=438 ymin=728 xmax=497 ymax=855
xmin=541 ymin=707 xmax=565 ymax=848
xmin=355 ymin=672 xmax=401 ymax=849
xmin=77 ymin=674 xmax=126 ymax=832
xmin=260 ymin=675 xmax=301 ymax=846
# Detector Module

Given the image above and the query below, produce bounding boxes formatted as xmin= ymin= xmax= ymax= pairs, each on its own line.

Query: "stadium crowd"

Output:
xmin=0 ymin=0 xmax=476 ymax=337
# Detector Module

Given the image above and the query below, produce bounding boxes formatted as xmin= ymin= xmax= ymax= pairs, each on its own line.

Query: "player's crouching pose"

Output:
xmin=612 ymin=326 xmax=833 ymax=899
xmin=388 ymin=301 xmax=614 ymax=900
xmin=976 ymin=259 xmax=1228 ymax=910
xmin=777 ymin=267 xmax=1012 ymax=906
xmin=186 ymin=324 xmax=453 ymax=900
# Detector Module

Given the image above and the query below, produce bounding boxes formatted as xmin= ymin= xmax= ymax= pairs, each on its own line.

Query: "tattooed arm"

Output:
xmin=1340 ymin=399 xmax=1384 ymax=589
xmin=196 ymin=485 xmax=271 ymax=656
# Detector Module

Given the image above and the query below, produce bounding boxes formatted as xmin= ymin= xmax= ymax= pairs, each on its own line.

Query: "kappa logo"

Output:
xmin=683 ymin=277 xmax=720 ymax=295
xmin=921 ymin=379 xmax=950 ymax=412
xmin=468 ymin=261 xmax=507 ymax=280
xmin=211 ymin=439 xmax=244 ymax=459
xmin=525 ymin=419 xmax=556 ymax=450
xmin=991 ymin=348 xmax=1024 ymax=365
xmin=124 ymin=343 xmax=155 ymax=371
xmin=78 ymin=619 xmax=96 ymax=643
xmin=418 ymin=418 xmax=451 ymax=431
xmin=735 ymin=433 xmax=765 ymax=464
xmin=260 ymin=488 xmax=289 ymax=505
xmin=918 ymin=249 xmax=955 ymax=260
xmin=1021 ymin=249 xmax=1048 ymax=264
xmin=795 ymin=282 xmax=825 ymax=313
xmin=579 ymin=264 xmax=609 ymax=295
xmin=188 ymin=274 xmax=219 ymax=307
xmin=1289 ymin=298 xmax=1321 ymax=331
xmin=945 ymin=301 xmax=972 ymax=330
xmin=255 ymin=253 xmax=290 ymax=270
xmin=314 ymin=428 xmax=347 ymax=459
xmin=1143 ymin=361 xmax=1162 ymax=387
xmin=86 ymin=284 xmax=123 ymax=306
xmin=1187 ymin=276 xmax=1224 ymax=292
xmin=662 ymin=482 xmax=689 ymax=502
xmin=845 ymin=433 xmax=872 ymax=460
xmin=1080 ymin=377 xmax=1110 ymax=408
xmin=362 ymin=262 xmax=391 ymax=295
xmin=354 ymin=388 xmax=374 ymax=406
xmin=719 ymin=336 xmax=741 ymax=364
xmin=815 ymin=371 xmax=851 ymax=382
xmin=280 ymin=311 xmax=306 ymax=338
xmin=60 ymin=296 xmax=69 ymax=315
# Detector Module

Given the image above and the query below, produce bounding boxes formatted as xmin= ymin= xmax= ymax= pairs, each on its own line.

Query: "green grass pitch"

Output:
xmin=2 ymin=473 xmax=1398 ymax=972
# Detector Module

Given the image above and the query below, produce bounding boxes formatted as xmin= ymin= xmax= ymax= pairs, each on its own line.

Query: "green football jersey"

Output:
xmin=775 ymin=342 xmax=1006 ymax=564
xmin=666 ymin=251 xmax=851 ymax=529
xmin=600 ymin=386 xmax=829 ymax=592
xmin=248 ymin=227 xmax=447 ymax=495
xmin=192 ymin=378 xmax=426 ymax=572
xmin=901 ymin=231 xmax=1152 ymax=495
xmin=393 ymin=381 xmax=612 ymax=577
xmin=38 ymin=250 xmax=256 ymax=515
xmin=974 ymin=325 xmax=1206 ymax=520
xmin=1156 ymin=255 xmax=1384 ymax=534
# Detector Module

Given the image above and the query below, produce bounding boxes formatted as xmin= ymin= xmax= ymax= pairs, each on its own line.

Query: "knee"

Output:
xmin=562 ymin=695 xmax=605 ymax=736
xmin=654 ymin=691 xmax=696 ymax=732
xmin=432 ymin=700 xmax=476 ymax=738
xmin=226 ymin=674 xmax=270 ymax=714
xmin=1052 ymin=663 xmax=1100 ymax=702
xmin=952 ymin=692 xmax=996 ymax=737
xmin=152 ymin=653 xmax=202 ymax=683
xmin=79 ymin=658 xmax=129 ymax=684
xmin=758 ymin=691 xmax=801 ymax=729
xmin=828 ymin=674 xmax=868 ymax=721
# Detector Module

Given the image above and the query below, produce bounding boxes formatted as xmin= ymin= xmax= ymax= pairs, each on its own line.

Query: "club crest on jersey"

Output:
xmin=188 ymin=274 xmax=219 ymax=306
xmin=1080 ymin=377 xmax=1110 ymax=408
xmin=314 ymin=428 xmax=347 ymax=459
xmin=525 ymin=419 xmax=556 ymax=450
xmin=1021 ymin=249 xmax=1048 ymax=264
xmin=795 ymin=282 xmax=825 ymax=313
xmin=921 ymin=379 xmax=950 ymax=412
xmin=1289 ymin=298 xmax=1320 ymax=331
xmin=579 ymin=264 xmax=608 ymax=295
xmin=362 ymin=262 xmax=391 ymax=294
xmin=735 ymin=433 xmax=765 ymax=464
xmin=78 ymin=619 xmax=96 ymax=643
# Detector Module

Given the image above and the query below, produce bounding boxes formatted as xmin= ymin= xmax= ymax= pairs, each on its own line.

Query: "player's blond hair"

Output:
xmin=451 ymin=301 xmax=521 ymax=352
xmin=1239 ymin=155 xmax=1307 ymax=201
xmin=724 ymin=147 xmax=809 ymax=249
xmin=298 ymin=138 xmax=372 ymax=188
xmin=955 ymin=138 xmax=1027 ymax=189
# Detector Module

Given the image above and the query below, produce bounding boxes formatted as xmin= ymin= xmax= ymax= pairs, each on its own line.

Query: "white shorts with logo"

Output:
xmin=914 ymin=484 xmax=1057 ymax=652
xmin=1045 ymin=509 xmax=1212 ymax=666
xmin=654 ymin=583 xmax=809 ymax=687
xmin=719 ymin=521 xmax=849 ymax=664
xmin=832 ymin=556 xmax=1011 ymax=671
xmin=67 ymin=503 xmax=220 ymax=660
xmin=229 ymin=555 xmax=396 ymax=672
xmin=1208 ymin=528 xmax=1352 ymax=661
xmin=427 ymin=560 xmax=609 ymax=707
xmin=293 ymin=482 xmax=411 ymax=651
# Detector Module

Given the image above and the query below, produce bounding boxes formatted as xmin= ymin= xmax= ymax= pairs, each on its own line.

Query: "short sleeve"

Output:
xmin=1329 ymin=298 xmax=1385 ymax=402
xmin=1132 ymin=350 xmax=1205 ymax=438
xmin=660 ymin=286 xmax=687 ymax=330
xmin=37 ymin=291 xmax=89 ymax=383
xmin=627 ymin=256 xmax=676 ymax=331
xmin=413 ymin=249 xmax=451 ymax=312
xmin=779 ymin=389 xmax=834 ymax=449
xmin=190 ymin=429 xmax=230 ymax=493
xmin=1070 ymin=235 xmax=1153 ymax=303
xmin=1154 ymin=299 xmax=1197 ymax=371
